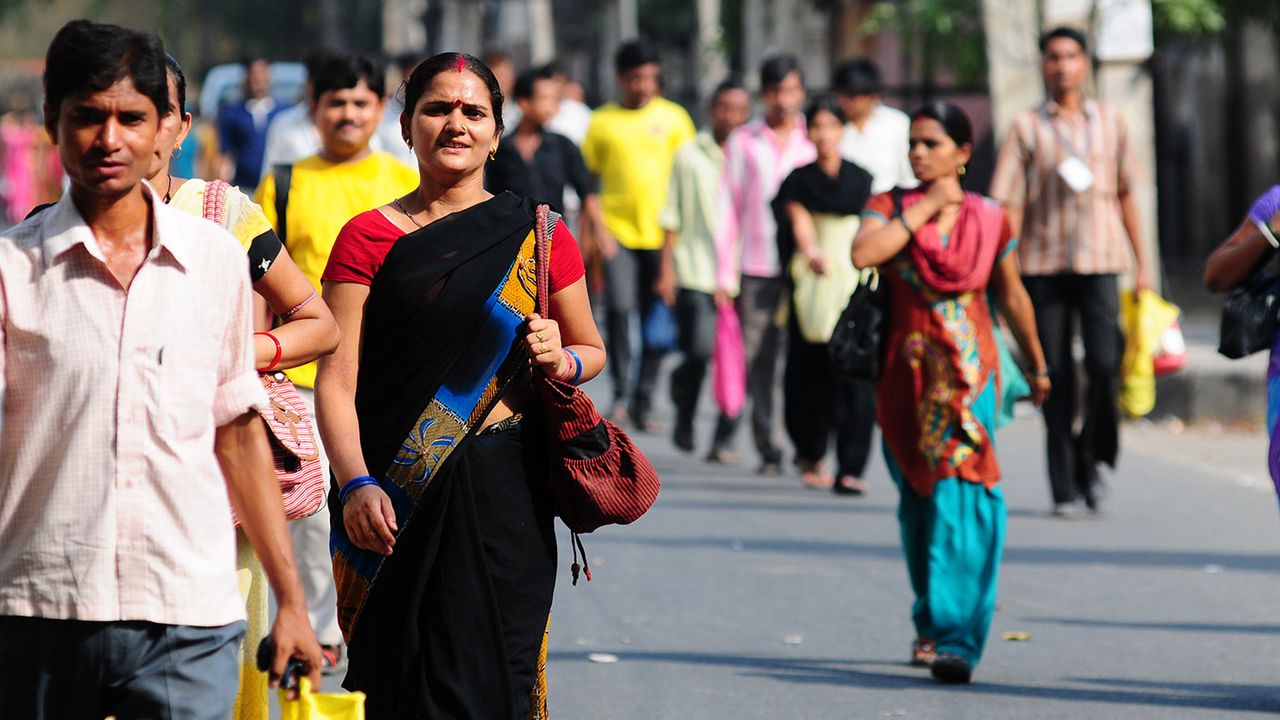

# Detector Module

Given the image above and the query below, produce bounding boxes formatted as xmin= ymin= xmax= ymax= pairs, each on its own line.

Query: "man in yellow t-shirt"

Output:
xmin=582 ymin=39 xmax=695 ymax=430
xmin=254 ymin=51 xmax=417 ymax=670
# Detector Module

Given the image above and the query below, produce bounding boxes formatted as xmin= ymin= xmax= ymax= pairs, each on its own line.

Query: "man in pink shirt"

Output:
xmin=715 ymin=54 xmax=816 ymax=472
xmin=0 ymin=21 xmax=321 ymax=718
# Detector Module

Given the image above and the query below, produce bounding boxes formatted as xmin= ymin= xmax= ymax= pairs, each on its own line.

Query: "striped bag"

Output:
xmin=532 ymin=204 xmax=660 ymax=583
xmin=204 ymin=180 xmax=326 ymax=525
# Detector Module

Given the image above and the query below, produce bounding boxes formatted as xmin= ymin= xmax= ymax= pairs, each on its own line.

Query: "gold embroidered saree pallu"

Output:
xmin=331 ymin=194 xmax=555 ymax=719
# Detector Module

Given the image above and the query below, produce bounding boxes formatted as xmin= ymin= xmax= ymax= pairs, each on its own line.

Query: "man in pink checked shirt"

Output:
xmin=714 ymin=54 xmax=816 ymax=473
xmin=0 ymin=20 xmax=321 ymax=719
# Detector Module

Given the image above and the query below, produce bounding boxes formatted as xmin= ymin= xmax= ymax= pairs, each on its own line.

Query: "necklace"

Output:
xmin=394 ymin=197 xmax=424 ymax=228
xmin=164 ymin=174 xmax=173 ymax=204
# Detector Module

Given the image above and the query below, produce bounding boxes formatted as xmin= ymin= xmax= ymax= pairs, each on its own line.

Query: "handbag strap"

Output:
xmin=202 ymin=179 xmax=230 ymax=225
xmin=533 ymin=204 xmax=562 ymax=317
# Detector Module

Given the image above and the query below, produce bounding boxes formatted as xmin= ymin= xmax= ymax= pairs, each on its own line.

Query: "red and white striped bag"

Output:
xmin=204 ymin=181 xmax=326 ymax=525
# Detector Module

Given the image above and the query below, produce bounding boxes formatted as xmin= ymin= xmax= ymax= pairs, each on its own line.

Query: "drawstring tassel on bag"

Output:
xmin=569 ymin=532 xmax=592 ymax=585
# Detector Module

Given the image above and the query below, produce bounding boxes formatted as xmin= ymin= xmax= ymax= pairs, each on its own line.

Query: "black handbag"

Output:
xmin=828 ymin=189 xmax=901 ymax=381
xmin=1218 ymin=271 xmax=1280 ymax=359
xmin=828 ymin=269 xmax=888 ymax=381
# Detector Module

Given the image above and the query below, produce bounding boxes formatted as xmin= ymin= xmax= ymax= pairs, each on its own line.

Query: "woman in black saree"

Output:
xmin=315 ymin=53 xmax=606 ymax=719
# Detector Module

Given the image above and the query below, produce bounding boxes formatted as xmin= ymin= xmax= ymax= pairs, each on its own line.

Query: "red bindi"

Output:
xmin=454 ymin=56 xmax=466 ymax=74
xmin=451 ymin=98 xmax=463 ymax=109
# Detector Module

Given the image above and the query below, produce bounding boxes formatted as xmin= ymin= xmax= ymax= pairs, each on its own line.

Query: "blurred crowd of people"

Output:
xmin=0 ymin=15 xmax=1168 ymax=720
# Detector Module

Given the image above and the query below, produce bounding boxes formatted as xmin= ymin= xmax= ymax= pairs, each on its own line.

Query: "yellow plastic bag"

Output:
xmin=278 ymin=677 xmax=366 ymax=720
xmin=1119 ymin=289 xmax=1180 ymax=418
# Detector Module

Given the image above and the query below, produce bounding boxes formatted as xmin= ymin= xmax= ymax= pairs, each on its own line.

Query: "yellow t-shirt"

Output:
xmin=256 ymin=151 xmax=419 ymax=388
xmin=582 ymin=97 xmax=696 ymax=251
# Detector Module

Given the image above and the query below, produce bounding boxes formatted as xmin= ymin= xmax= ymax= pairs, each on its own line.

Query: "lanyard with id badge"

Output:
xmin=1048 ymin=106 xmax=1096 ymax=193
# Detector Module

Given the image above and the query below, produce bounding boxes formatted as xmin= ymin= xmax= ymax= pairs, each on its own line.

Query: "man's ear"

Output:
xmin=42 ymin=102 xmax=57 ymax=145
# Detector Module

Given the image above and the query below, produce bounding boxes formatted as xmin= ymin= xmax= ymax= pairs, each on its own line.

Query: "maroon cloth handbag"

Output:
xmin=533 ymin=204 xmax=661 ymax=582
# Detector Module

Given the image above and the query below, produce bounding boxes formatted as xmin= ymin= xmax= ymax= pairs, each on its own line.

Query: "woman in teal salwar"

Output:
xmin=853 ymin=101 xmax=1050 ymax=684
xmin=316 ymin=53 xmax=605 ymax=718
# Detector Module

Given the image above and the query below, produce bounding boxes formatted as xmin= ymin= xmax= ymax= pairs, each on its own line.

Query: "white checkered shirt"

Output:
xmin=0 ymin=185 xmax=267 ymax=626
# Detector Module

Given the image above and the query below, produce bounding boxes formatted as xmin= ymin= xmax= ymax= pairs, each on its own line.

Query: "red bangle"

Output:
xmin=255 ymin=331 xmax=282 ymax=371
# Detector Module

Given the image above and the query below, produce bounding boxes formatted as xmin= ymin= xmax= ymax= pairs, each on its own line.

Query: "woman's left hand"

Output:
xmin=525 ymin=313 xmax=571 ymax=378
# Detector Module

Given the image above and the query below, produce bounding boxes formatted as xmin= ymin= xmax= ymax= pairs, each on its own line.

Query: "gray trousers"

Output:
xmin=0 ymin=616 xmax=243 ymax=720
xmin=737 ymin=275 xmax=786 ymax=465
xmin=603 ymin=245 xmax=665 ymax=418
xmin=670 ymin=288 xmax=738 ymax=450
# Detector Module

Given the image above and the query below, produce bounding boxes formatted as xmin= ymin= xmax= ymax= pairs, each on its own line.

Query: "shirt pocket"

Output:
xmin=152 ymin=340 xmax=220 ymax=443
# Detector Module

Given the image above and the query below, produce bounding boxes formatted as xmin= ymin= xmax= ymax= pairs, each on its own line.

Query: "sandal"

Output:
xmin=911 ymin=638 xmax=937 ymax=667
xmin=833 ymin=476 xmax=869 ymax=496
xmin=320 ymin=644 xmax=346 ymax=676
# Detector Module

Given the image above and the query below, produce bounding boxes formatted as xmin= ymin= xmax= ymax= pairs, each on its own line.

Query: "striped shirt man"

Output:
xmin=989 ymin=98 xmax=1139 ymax=276
xmin=715 ymin=117 xmax=816 ymax=289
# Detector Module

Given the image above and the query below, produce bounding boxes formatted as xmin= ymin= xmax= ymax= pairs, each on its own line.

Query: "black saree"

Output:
xmin=330 ymin=192 xmax=556 ymax=719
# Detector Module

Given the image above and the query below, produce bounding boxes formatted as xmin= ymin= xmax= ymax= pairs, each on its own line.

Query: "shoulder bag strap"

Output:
xmin=202 ymin=179 xmax=231 ymax=225
xmin=272 ymin=164 xmax=293 ymax=246
xmin=534 ymin=204 xmax=563 ymax=316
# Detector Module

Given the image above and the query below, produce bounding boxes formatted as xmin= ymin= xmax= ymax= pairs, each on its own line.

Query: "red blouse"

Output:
xmin=323 ymin=208 xmax=586 ymax=292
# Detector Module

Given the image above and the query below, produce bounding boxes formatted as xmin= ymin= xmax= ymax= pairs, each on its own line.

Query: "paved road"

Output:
xmin=542 ymin=383 xmax=1280 ymax=719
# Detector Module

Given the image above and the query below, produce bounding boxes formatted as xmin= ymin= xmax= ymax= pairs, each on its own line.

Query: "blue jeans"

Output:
xmin=0 ymin=616 xmax=244 ymax=719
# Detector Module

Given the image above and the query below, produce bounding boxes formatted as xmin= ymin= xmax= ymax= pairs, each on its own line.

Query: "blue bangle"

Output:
xmin=339 ymin=475 xmax=379 ymax=505
xmin=564 ymin=348 xmax=584 ymax=385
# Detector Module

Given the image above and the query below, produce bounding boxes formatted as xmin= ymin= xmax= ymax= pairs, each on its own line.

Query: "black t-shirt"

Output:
xmin=772 ymin=159 xmax=874 ymax=269
xmin=485 ymin=130 xmax=596 ymax=212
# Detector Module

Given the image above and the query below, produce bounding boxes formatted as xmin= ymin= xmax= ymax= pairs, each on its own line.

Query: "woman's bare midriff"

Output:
xmin=479 ymin=374 xmax=532 ymax=430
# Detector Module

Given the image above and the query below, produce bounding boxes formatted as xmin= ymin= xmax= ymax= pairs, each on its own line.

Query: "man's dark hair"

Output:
xmin=760 ymin=53 xmax=803 ymax=89
xmin=302 ymin=48 xmax=336 ymax=78
xmin=615 ymin=40 xmax=660 ymax=74
xmin=804 ymin=93 xmax=846 ymax=127
xmin=514 ymin=64 xmax=557 ymax=101
xmin=710 ymin=77 xmax=747 ymax=106
xmin=832 ymin=58 xmax=883 ymax=97
xmin=1039 ymin=26 xmax=1088 ymax=54
xmin=310 ymin=52 xmax=387 ymax=103
xmin=43 ymin=20 xmax=169 ymax=126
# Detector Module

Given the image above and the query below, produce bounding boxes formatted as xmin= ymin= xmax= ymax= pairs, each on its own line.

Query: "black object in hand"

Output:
xmin=256 ymin=636 xmax=306 ymax=690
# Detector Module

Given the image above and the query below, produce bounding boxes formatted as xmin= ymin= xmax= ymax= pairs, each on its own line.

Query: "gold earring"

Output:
xmin=958 ymin=165 xmax=967 ymax=177
xmin=489 ymin=148 xmax=497 ymax=161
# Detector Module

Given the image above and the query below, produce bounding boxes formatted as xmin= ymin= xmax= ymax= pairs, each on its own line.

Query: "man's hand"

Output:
xmin=654 ymin=266 xmax=677 ymax=307
xmin=593 ymin=229 xmax=620 ymax=262
xmin=1133 ymin=265 xmax=1153 ymax=293
xmin=269 ymin=601 xmax=324 ymax=700
xmin=713 ymin=287 xmax=733 ymax=309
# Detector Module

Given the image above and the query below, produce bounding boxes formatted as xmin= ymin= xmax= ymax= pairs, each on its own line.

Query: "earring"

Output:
xmin=958 ymin=165 xmax=967 ymax=177
xmin=171 ymin=146 xmax=182 ymax=159
xmin=489 ymin=148 xmax=497 ymax=161
xmin=405 ymin=139 xmax=413 ymax=149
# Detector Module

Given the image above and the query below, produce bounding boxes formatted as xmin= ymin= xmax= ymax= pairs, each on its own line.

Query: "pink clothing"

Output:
xmin=715 ymin=117 xmax=816 ymax=289
xmin=0 ymin=184 xmax=267 ymax=626
xmin=1 ymin=122 xmax=37 ymax=225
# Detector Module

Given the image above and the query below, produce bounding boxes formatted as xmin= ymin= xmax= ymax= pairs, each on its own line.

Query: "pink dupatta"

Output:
xmin=902 ymin=191 xmax=1005 ymax=294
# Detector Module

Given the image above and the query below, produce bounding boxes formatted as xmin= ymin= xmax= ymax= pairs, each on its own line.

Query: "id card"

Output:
xmin=1057 ymin=156 xmax=1095 ymax=193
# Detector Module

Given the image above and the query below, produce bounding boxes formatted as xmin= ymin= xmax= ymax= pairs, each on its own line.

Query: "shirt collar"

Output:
xmin=1044 ymin=97 xmax=1097 ymax=119
xmin=750 ymin=115 xmax=808 ymax=144
xmin=42 ymin=179 xmax=194 ymax=270
xmin=695 ymin=129 xmax=722 ymax=158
